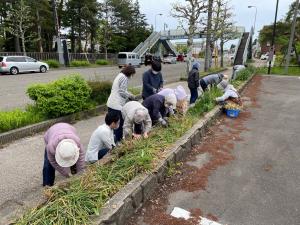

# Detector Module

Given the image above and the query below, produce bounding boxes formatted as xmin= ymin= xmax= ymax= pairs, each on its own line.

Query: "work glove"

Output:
xmin=159 ymin=118 xmax=168 ymax=127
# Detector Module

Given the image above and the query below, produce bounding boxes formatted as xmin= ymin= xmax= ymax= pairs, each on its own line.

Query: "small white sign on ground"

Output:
xmin=170 ymin=207 xmax=191 ymax=220
xmin=199 ymin=216 xmax=224 ymax=225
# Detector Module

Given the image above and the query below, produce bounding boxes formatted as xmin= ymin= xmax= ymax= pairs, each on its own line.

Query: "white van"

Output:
xmin=117 ymin=52 xmax=141 ymax=68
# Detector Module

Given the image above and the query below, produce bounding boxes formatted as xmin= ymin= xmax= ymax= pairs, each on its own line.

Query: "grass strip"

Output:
xmin=16 ymin=71 xmax=253 ymax=224
xmin=256 ymin=66 xmax=300 ymax=76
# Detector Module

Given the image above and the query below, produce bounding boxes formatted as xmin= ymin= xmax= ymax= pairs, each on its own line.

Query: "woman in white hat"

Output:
xmin=158 ymin=85 xmax=188 ymax=114
xmin=43 ymin=123 xmax=85 ymax=186
xmin=216 ymin=80 xmax=242 ymax=106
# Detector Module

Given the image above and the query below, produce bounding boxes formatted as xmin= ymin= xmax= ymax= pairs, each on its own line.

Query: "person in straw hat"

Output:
xmin=122 ymin=101 xmax=152 ymax=140
xmin=43 ymin=123 xmax=85 ymax=186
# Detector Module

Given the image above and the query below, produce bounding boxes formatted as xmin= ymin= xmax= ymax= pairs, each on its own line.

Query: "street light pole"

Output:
xmin=284 ymin=0 xmax=299 ymax=74
xmin=51 ymin=0 xmax=64 ymax=65
xmin=155 ymin=13 xmax=163 ymax=32
xmin=248 ymin=6 xmax=257 ymax=36
xmin=268 ymin=0 xmax=279 ymax=74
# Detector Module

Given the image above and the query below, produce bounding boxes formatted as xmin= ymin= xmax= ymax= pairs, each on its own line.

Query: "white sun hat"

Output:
xmin=55 ymin=139 xmax=80 ymax=168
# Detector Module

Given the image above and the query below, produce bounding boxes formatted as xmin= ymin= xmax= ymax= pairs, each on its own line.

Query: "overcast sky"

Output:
xmin=139 ymin=0 xmax=294 ymax=37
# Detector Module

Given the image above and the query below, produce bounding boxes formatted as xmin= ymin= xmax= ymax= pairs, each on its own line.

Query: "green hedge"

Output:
xmin=44 ymin=60 xmax=60 ymax=68
xmin=0 ymin=106 xmax=44 ymax=133
xmin=70 ymin=60 xmax=91 ymax=67
xmin=95 ymin=59 xmax=109 ymax=65
xmin=27 ymin=75 xmax=92 ymax=118
xmin=87 ymin=80 xmax=112 ymax=105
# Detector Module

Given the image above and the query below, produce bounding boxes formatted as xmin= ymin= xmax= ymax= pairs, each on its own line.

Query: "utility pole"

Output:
xmin=205 ymin=0 xmax=213 ymax=72
xmin=285 ymin=0 xmax=299 ymax=74
xmin=51 ymin=0 xmax=64 ymax=65
xmin=268 ymin=0 xmax=279 ymax=74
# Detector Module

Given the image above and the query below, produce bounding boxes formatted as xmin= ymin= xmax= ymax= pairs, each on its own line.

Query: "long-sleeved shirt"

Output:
xmin=188 ymin=68 xmax=200 ymax=89
xmin=85 ymin=124 xmax=115 ymax=162
xmin=142 ymin=69 xmax=164 ymax=99
xmin=44 ymin=123 xmax=85 ymax=177
xmin=216 ymin=86 xmax=239 ymax=102
xmin=107 ymin=72 xmax=134 ymax=111
xmin=202 ymin=74 xmax=222 ymax=86
xmin=122 ymin=101 xmax=152 ymax=137
xmin=142 ymin=94 xmax=166 ymax=121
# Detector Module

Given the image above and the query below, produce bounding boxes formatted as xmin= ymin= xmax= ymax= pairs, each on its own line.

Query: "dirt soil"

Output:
xmin=126 ymin=76 xmax=264 ymax=225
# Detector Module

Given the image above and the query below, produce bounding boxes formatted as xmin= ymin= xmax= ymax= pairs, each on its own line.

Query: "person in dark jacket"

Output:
xmin=199 ymin=73 xmax=225 ymax=92
xmin=187 ymin=61 xmax=200 ymax=104
xmin=142 ymin=60 xmax=164 ymax=99
xmin=142 ymin=93 xmax=177 ymax=127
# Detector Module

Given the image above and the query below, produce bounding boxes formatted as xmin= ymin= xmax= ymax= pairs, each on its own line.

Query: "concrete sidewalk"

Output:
xmin=126 ymin=75 xmax=300 ymax=225
xmin=0 ymin=68 xmax=232 ymax=224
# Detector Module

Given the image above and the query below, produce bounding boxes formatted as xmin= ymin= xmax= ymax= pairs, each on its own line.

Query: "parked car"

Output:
xmin=162 ymin=54 xmax=176 ymax=64
xmin=177 ymin=54 xmax=184 ymax=62
xmin=0 ymin=56 xmax=49 ymax=75
xmin=260 ymin=53 xmax=269 ymax=60
xmin=117 ymin=52 xmax=141 ymax=68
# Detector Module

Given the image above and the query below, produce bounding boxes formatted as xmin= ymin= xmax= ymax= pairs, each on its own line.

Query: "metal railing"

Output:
xmin=0 ymin=52 xmax=117 ymax=63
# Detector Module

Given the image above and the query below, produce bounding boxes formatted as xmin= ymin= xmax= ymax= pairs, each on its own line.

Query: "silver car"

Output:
xmin=0 ymin=56 xmax=49 ymax=75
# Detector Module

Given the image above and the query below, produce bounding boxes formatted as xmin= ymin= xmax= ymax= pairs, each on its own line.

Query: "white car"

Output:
xmin=162 ymin=55 xmax=177 ymax=64
xmin=260 ymin=53 xmax=269 ymax=60
xmin=0 ymin=56 xmax=49 ymax=75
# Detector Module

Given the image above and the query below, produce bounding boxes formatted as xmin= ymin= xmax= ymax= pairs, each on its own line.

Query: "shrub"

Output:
xmin=27 ymin=75 xmax=92 ymax=118
xmin=70 ymin=60 xmax=90 ymax=67
xmin=235 ymin=68 xmax=252 ymax=81
xmin=0 ymin=106 xmax=44 ymax=133
xmin=95 ymin=59 xmax=109 ymax=65
xmin=87 ymin=81 xmax=112 ymax=105
xmin=44 ymin=59 xmax=60 ymax=68
xmin=128 ymin=87 xmax=141 ymax=96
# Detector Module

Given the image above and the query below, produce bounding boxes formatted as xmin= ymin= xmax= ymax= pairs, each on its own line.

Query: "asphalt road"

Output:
xmin=126 ymin=75 xmax=300 ymax=225
xmin=0 ymin=63 xmax=190 ymax=110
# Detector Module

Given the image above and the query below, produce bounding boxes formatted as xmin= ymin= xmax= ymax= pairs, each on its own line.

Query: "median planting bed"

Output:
xmin=15 ymin=67 xmax=255 ymax=224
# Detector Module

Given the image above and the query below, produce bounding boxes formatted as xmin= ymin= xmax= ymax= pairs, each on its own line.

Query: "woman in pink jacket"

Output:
xmin=43 ymin=123 xmax=85 ymax=186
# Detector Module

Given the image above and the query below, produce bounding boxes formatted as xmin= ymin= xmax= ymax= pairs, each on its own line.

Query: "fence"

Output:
xmin=0 ymin=52 xmax=117 ymax=64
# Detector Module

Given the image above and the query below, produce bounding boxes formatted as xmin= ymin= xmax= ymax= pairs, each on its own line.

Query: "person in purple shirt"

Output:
xmin=43 ymin=123 xmax=85 ymax=186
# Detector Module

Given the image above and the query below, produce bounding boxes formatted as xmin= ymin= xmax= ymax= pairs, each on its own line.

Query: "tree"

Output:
xmin=171 ymin=0 xmax=207 ymax=76
xmin=6 ymin=0 xmax=33 ymax=54
xmin=212 ymin=1 xmax=236 ymax=67
xmin=204 ymin=0 xmax=213 ymax=71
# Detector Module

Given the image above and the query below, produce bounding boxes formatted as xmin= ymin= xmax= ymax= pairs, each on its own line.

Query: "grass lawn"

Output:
xmin=256 ymin=66 xmax=300 ymax=76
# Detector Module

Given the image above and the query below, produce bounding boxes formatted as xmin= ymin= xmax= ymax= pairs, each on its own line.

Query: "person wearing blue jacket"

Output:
xmin=142 ymin=60 xmax=164 ymax=99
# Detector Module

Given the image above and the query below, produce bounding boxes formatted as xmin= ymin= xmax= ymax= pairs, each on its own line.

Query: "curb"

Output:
xmin=91 ymin=75 xmax=255 ymax=225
